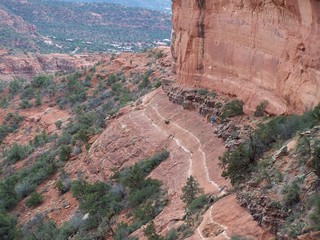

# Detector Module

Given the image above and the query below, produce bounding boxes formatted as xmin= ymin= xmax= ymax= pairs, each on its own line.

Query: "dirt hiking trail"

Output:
xmin=87 ymin=88 xmax=271 ymax=239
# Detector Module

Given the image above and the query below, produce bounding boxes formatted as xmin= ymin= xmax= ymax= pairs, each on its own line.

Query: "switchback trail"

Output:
xmin=138 ymin=89 xmax=269 ymax=239
xmin=89 ymin=88 xmax=272 ymax=239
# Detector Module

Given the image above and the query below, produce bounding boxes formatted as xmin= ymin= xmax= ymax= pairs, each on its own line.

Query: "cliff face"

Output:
xmin=172 ymin=0 xmax=320 ymax=114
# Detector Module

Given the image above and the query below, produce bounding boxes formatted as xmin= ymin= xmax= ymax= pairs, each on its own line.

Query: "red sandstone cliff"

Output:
xmin=171 ymin=0 xmax=320 ymax=114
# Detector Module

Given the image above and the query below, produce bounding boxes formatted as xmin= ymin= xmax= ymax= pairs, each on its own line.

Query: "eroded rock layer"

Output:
xmin=172 ymin=0 xmax=320 ymax=114
xmin=0 ymin=52 xmax=107 ymax=81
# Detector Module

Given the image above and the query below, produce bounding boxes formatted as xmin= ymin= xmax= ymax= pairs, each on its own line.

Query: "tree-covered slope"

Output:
xmin=52 ymin=0 xmax=171 ymax=12
xmin=0 ymin=0 xmax=171 ymax=53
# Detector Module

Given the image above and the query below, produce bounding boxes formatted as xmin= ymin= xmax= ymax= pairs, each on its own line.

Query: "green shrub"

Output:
xmin=0 ymin=96 xmax=8 ymax=109
xmin=66 ymin=73 xmax=87 ymax=104
xmin=144 ymin=221 xmax=164 ymax=240
xmin=114 ymin=150 xmax=169 ymax=189
xmin=33 ymin=130 xmax=49 ymax=147
xmin=94 ymin=78 xmax=105 ymax=93
xmin=64 ymin=150 xmax=169 ymax=238
xmin=187 ymin=195 xmax=208 ymax=214
xmin=119 ymin=87 xmax=133 ymax=106
xmin=165 ymin=229 xmax=178 ymax=240
xmin=110 ymin=151 xmax=168 ymax=234
xmin=312 ymin=141 xmax=320 ymax=178
xmin=90 ymin=65 xmax=96 ymax=73
xmin=14 ymin=180 xmax=36 ymax=199
xmin=107 ymin=73 xmax=118 ymax=86
xmin=127 ymin=179 xmax=161 ymax=207
xmin=56 ymin=131 xmax=72 ymax=145
xmin=221 ymin=99 xmax=243 ymax=119
xmin=0 ymin=81 xmax=5 ymax=93
xmin=0 ymin=178 xmax=18 ymax=210
xmin=219 ymin=138 xmax=259 ymax=185
xmin=0 ymin=152 xmax=56 ymax=210
xmin=20 ymin=99 xmax=32 ymax=109
xmin=9 ymin=79 xmax=21 ymax=96
xmin=111 ymin=82 xmax=123 ymax=94
xmin=0 ymin=211 xmax=20 ymax=239
xmin=282 ymin=179 xmax=301 ymax=206
xmin=114 ymin=223 xmax=129 ymax=239
xmin=45 ymin=83 xmax=57 ymax=97
xmin=132 ymin=201 xmax=157 ymax=224
xmin=295 ymin=136 xmax=312 ymax=160
xmin=254 ymin=100 xmax=268 ymax=117
xmin=56 ymin=97 xmax=68 ymax=109
xmin=121 ymin=164 xmax=145 ymax=190
xmin=138 ymin=74 xmax=150 ymax=90
xmin=35 ymin=93 xmax=42 ymax=106
xmin=195 ymin=89 xmax=208 ymax=96
xmin=68 ymin=92 xmax=86 ymax=105
xmin=216 ymin=102 xmax=223 ymax=108
xmin=154 ymin=50 xmax=163 ymax=59
xmin=55 ymin=120 xmax=63 ymax=129
xmin=194 ymin=89 xmax=216 ymax=98
xmin=181 ymin=176 xmax=203 ymax=205
xmin=32 ymin=75 xmax=53 ymax=88
xmin=114 ymin=222 xmax=139 ymax=240
xmin=310 ymin=195 xmax=320 ymax=230
xmin=230 ymin=236 xmax=250 ymax=240
xmin=0 ymin=112 xmax=23 ymax=143
xmin=84 ymin=75 xmax=92 ymax=87
xmin=5 ymin=143 xmax=32 ymax=163
xmin=72 ymin=128 xmax=91 ymax=144
xmin=71 ymin=180 xmax=124 ymax=229
xmin=153 ymin=79 xmax=162 ymax=88
xmin=56 ymin=216 xmax=81 ymax=240
xmin=136 ymin=150 xmax=170 ymax=175
xmin=220 ymin=105 xmax=320 ymax=185
xmin=25 ymin=192 xmax=43 ymax=208
xmin=0 ymin=126 xmax=8 ymax=143
xmin=20 ymin=85 xmax=34 ymax=100
xmin=282 ymin=214 xmax=307 ymax=239
xmin=25 ymin=219 xmax=59 ymax=240
xmin=56 ymin=179 xmax=71 ymax=195
xmin=58 ymin=145 xmax=72 ymax=162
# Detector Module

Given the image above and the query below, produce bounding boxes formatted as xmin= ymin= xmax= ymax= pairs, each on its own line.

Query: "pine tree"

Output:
xmin=181 ymin=176 xmax=203 ymax=205
xmin=123 ymin=164 xmax=144 ymax=190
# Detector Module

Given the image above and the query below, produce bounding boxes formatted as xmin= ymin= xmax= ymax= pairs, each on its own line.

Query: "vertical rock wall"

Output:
xmin=172 ymin=0 xmax=320 ymax=114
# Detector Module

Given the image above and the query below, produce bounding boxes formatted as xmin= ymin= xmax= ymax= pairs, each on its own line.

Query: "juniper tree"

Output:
xmin=181 ymin=176 xmax=203 ymax=205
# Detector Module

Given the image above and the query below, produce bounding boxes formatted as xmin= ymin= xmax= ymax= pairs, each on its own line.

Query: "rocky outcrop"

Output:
xmin=0 ymin=53 xmax=107 ymax=81
xmin=162 ymin=80 xmax=254 ymax=149
xmin=237 ymin=191 xmax=288 ymax=235
xmin=171 ymin=0 xmax=320 ymax=114
xmin=162 ymin=79 xmax=218 ymax=117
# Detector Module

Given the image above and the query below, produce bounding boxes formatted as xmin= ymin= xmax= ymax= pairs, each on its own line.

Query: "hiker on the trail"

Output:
xmin=209 ymin=115 xmax=216 ymax=125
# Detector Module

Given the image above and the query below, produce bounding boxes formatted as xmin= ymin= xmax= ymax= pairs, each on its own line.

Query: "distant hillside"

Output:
xmin=0 ymin=0 xmax=171 ymax=53
xmin=102 ymin=0 xmax=171 ymax=12
xmin=57 ymin=0 xmax=172 ymax=12
xmin=0 ymin=7 xmax=59 ymax=53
